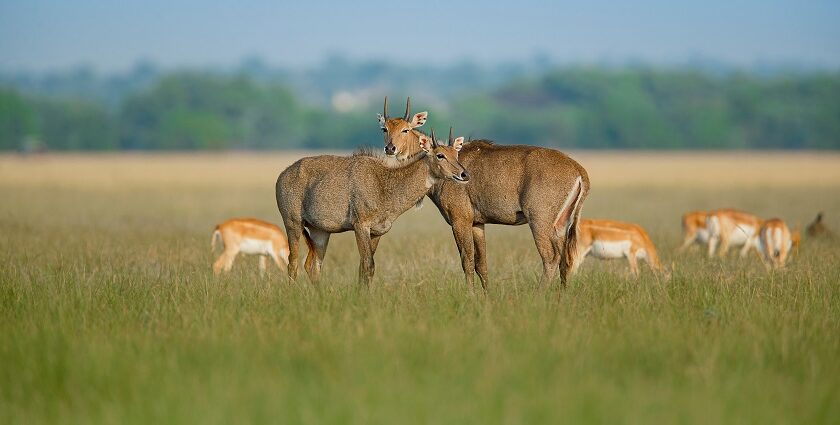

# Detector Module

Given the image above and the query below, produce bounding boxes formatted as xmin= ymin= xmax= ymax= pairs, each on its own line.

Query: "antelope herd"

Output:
xmin=210 ymin=97 xmax=830 ymax=286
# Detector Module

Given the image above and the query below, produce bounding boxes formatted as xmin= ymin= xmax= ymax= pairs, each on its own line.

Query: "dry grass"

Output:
xmin=3 ymin=150 xmax=839 ymax=190
xmin=1 ymin=152 xmax=839 ymax=424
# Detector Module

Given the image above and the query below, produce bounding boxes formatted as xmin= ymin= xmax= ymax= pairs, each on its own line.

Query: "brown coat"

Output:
xmin=275 ymin=135 xmax=468 ymax=286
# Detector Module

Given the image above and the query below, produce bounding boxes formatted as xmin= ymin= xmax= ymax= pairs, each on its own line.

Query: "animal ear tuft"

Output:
xmin=410 ymin=111 xmax=428 ymax=128
xmin=377 ymin=113 xmax=386 ymax=125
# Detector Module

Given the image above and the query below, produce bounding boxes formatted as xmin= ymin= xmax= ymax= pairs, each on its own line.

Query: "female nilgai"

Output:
xmin=275 ymin=130 xmax=470 ymax=286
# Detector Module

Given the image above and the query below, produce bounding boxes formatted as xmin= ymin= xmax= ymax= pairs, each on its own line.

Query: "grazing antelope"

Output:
xmin=572 ymin=219 xmax=667 ymax=278
xmin=806 ymin=212 xmax=834 ymax=238
xmin=706 ymin=208 xmax=762 ymax=258
xmin=379 ymin=98 xmax=589 ymax=288
xmin=756 ymin=218 xmax=794 ymax=269
xmin=275 ymin=129 xmax=470 ymax=286
xmin=211 ymin=218 xmax=289 ymax=276
xmin=678 ymin=211 xmax=710 ymax=252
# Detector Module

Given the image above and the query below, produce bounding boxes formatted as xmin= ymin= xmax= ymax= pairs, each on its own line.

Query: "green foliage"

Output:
xmin=34 ymin=99 xmax=117 ymax=150
xmin=2 ymin=68 xmax=840 ymax=150
xmin=119 ymin=74 xmax=307 ymax=150
xmin=0 ymin=88 xmax=38 ymax=150
xmin=453 ymin=68 xmax=840 ymax=149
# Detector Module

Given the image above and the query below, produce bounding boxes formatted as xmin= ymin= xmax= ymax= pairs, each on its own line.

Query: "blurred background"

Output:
xmin=1 ymin=0 xmax=839 ymax=152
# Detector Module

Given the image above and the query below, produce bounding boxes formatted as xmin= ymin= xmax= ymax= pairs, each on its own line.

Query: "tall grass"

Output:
xmin=1 ymin=153 xmax=839 ymax=424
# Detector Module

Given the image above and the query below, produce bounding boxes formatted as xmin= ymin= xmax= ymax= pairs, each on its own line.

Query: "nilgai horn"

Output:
xmin=275 ymin=129 xmax=470 ymax=286
xmin=377 ymin=102 xmax=590 ymax=289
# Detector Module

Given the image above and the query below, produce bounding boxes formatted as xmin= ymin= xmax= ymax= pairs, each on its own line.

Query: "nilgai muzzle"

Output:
xmin=377 ymin=98 xmax=590 ymax=289
xmin=275 ymin=129 xmax=470 ymax=286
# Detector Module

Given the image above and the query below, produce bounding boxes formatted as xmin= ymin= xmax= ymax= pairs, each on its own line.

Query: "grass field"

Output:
xmin=1 ymin=152 xmax=839 ymax=424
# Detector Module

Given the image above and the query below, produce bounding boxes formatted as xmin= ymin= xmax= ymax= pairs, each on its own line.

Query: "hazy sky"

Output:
xmin=1 ymin=0 xmax=839 ymax=72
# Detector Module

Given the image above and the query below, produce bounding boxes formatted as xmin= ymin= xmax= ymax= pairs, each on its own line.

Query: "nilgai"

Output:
xmin=756 ymin=218 xmax=797 ymax=269
xmin=572 ymin=219 xmax=668 ymax=278
xmin=211 ymin=218 xmax=289 ymax=275
xmin=678 ymin=210 xmax=710 ymax=252
xmin=275 ymin=129 xmax=470 ymax=286
xmin=378 ymin=97 xmax=589 ymax=288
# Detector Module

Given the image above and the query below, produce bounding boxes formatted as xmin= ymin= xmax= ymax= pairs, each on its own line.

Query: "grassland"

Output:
xmin=1 ymin=152 xmax=839 ymax=424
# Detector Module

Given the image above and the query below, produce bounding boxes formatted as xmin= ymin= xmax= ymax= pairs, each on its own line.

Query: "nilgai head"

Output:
xmin=378 ymin=97 xmax=427 ymax=160
xmin=420 ymin=127 xmax=469 ymax=183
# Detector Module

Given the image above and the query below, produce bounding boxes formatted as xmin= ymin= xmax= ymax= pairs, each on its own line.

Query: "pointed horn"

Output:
xmin=448 ymin=126 xmax=454 ymax=146
xmin=430 ymin=128 xmax=438 ymax=148
xmin=383 ymin=96 xmax=389 ymax=119
xmin=404 ymin=97 xmax=411 ymax=120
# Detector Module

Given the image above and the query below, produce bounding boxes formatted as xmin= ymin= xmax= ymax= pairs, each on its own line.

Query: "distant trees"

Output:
xmin=1 ymin=68 xmax=839 ymax=151
xmin=451 ymin=68 xmax=840 ymax=149
xmin=1 ymin=87 xmax=114 ymax=151
xmin=0 ymin=88 xmax=37 ymax=150
xmin=119 ymin=74 xmax=306 ymax=150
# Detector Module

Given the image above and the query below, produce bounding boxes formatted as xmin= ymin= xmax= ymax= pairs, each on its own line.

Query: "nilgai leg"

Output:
xmin=452 ymin=220 xmax=476 ymax=287
xmin=472 ymin=224 xmax=488 ymax=290
xmin=304 ymin=228 xmax=331 ymax=282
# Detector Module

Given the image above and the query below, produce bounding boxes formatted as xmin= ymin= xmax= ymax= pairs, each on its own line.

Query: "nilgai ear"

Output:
xmin=419 ymin=135 xmax=433 ymax=153
xmin=377 ymin=113 xmax=386 ymax=126
xmin=410 ymin=112 xmax=428 ymax=128
xmin=452 ymin=136 xmax=465 ymax=152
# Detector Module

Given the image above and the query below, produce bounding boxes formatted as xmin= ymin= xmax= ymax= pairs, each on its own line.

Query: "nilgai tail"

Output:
xmin=558 ymin=176 xmax=588 ymax=286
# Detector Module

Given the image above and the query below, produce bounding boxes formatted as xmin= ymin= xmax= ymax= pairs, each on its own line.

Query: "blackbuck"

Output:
xmin=756 ymin=218 xmax=796 ymax=269
xmin=706 ymin=208 xmax=762 ymax=258
xmin=572 ymin=219 xmax=667 ymax=278
xmin=211 ymin=218 xmax=289 ymax=275
xmin=275 ymin=129 xmax=470 ymax=286
xmin=806 ymin=212 xmax=834 ymax=238
xmin=378 ymin=98 xmax=589 ymax=288
xmin=678 ymin=211 xmax=710 ymax=252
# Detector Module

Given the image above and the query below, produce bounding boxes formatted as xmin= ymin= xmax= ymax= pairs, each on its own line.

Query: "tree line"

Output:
xmin=2 ymin=68 xmax=839 ymax=151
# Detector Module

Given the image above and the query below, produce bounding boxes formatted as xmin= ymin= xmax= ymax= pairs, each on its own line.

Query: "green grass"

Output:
xmin=1 ymin=154 xmax=839 ymax=424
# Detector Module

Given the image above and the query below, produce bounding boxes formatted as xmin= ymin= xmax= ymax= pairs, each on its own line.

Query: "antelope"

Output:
xmin=678 ymin=210 xmax=710 ymax=252
xmin=378 ymin=98 xmax=589 ymax=288
xmin=275 ymin=129 xmax=470 ymax=286
xmin=706 ymin=208 xmax=762 ymax=258
xmin=756 ymin=218 xmax=795 ymax=269
xmin=211 ymin=218 xmax=289 ymax=275
xmin=571 ymin=219 xmax=667 ymax=278
xmin=806 ymin=212 xmax=834 ymax=238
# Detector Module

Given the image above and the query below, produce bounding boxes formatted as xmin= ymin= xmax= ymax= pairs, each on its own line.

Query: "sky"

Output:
xmin=1 ymin=0 xmax=839 ymax=72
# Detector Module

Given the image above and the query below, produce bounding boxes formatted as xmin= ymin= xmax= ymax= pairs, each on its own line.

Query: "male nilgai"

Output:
xmin=275 ymin=130 xmax=470 ymax=285
xmin=380 ymin=98 xmax=589 ymax=288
